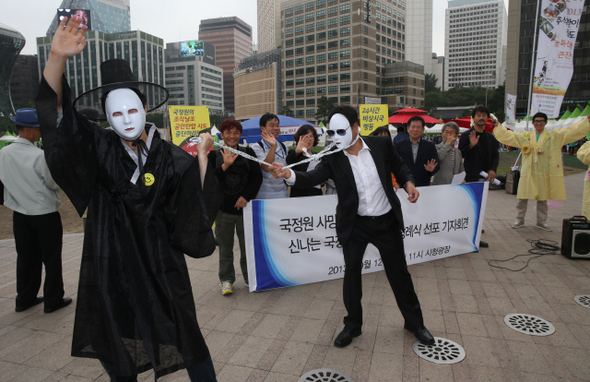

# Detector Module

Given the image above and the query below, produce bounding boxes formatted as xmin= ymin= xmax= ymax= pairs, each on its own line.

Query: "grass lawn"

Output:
xmin=496 ymin=150 xmax=587 ymax=176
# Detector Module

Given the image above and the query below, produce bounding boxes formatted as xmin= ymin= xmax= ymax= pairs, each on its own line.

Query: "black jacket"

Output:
xmin=458 ymin=128 xmax=499 ymax=182
xmin=292 ymin=136 xmax=413 ymax=245
xmin=394 ymin=138 xmax=440 ymax=187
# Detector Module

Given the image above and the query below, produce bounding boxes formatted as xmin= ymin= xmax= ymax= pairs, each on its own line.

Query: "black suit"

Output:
xmin=394 ymin=138 xmax=440 ymax=187
xmin=292 ymin=136 xmax=425 ymax=330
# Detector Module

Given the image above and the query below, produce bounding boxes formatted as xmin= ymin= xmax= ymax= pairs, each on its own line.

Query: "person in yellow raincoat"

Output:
xmin=493 ymin=112 xmax=590 ymax=231
xmin=576 ymin=140 xmax=590 ymax=219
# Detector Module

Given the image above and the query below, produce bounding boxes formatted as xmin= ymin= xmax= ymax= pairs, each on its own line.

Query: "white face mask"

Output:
xmin=105 ymin=88 xmax=146 ymax=141
xmin=328 ymin=113 xmax=354 ymax=148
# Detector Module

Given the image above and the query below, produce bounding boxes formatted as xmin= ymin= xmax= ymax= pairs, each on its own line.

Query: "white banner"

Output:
xmin=244 ymin=183 xmax=488 ymax=292
xmin=530 ymin=0 xmax=584 ymax=118
xmin=505 ymin=93 xmax=517 ymax=128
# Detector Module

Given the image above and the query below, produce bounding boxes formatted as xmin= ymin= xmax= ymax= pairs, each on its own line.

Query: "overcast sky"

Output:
xmin=3 ymin=0 xmax=480 ymax=57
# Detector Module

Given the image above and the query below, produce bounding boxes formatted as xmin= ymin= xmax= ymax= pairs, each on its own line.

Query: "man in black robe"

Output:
xmin=36 ymin=16 xmax=219 ymax=381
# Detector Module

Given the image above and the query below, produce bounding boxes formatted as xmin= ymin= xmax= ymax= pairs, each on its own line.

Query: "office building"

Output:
xmin=46 ymin=0 xmax=131 ymax=36
xmin=444 ymin=0 xmax=507 ymax=90
xmin=0 ymin=24 xmax=25 ymax=117
xmin=198 ymin=17 xmax=253 ymax=113
xmin=37 ymin=30 xmax=165 ymax=102
xmin=9 ymin=55 xmax=39 ymax=110
xmin=164 ymin=41 xmax=224 ymax=113
xmin=505 ymin=1 xmax=590 ymax=117
xmin=431 ymin=53 xmax=444 ymax=90
xmin=405 ymin=0 xmax=432 ymax=74
xmin=234 ymin=49 xmax=282 ymax=119
xmin=278 ymin=0 xmax=417 ymax=120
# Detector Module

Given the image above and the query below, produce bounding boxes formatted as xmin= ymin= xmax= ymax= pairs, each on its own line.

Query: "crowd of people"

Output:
xmin=3 ymin=14 xmax=590 ymax=382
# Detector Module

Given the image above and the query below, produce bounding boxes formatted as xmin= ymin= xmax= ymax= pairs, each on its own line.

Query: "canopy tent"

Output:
xmin=388 ymin=113 xmax=441 ymax=125
xmin=424 ymin=123 xmax=470 ymax=134
xmin=239 ymin=115 xmax=321 ymax=144
xmin=392 ymin=107 xmax=427 ymax=114
xmin=444 ymin=117 xmax=495 ymax=132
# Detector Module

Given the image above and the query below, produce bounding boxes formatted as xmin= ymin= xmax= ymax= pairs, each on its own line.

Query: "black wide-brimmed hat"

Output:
xmin=73 ymin=59 xmax=169 ymax=121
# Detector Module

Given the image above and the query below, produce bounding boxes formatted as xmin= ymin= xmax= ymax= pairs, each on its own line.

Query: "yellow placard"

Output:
xmin=169 ymin=106 xmax=210 ymax=146
xmin=359 ymin=104 xmax=388 ymax=136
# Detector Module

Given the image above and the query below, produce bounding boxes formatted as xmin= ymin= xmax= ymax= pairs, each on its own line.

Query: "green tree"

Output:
xmin=315 ymin=96 xmax=335 ymax=124
xmin=280 ymin=104 xmax=294 ymax=117
xmin=425 ymin=73 xmax=440 ymax=94
xmin=209 ymin=110 xmax=235 ymax=128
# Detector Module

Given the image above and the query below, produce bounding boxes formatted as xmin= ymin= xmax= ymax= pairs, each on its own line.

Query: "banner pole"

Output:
xmin=525 ymin=0 xmax=542 ymax=132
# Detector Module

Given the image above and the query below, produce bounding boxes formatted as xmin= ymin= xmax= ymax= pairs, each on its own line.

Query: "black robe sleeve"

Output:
xmin=36 ymin=75 xmax=99 ymax=217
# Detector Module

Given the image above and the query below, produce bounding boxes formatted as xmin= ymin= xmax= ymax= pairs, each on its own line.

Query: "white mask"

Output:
xmin=105 ymin=88 xmax=146 ymax=141
xmin=328 ymin=113 xmax=354 ymax=148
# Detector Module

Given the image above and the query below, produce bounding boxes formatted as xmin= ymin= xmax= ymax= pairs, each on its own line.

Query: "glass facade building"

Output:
xmin=0 ymin=24 xmax=25 ymax=117
xmin=199 ymin=17 xmax=253 ymax=113
xmin=164 ymin=41 xmax=224 ymax=113
xmin=37 ymin=30 xmax=165 ymax=104
xmin=46 ymin=0 xmax=131 ymax=36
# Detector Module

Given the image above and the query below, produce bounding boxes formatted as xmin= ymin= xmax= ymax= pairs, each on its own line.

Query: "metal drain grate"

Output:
xmin=574 ymin=295 xmax=590 ymax=309
xmin=504 ymin=313 xmax=555 ymax=336
xmin=299 ymin=368 xmax=355 ymax=382
xmin=412 ymin=337 xmax=466 ymax=365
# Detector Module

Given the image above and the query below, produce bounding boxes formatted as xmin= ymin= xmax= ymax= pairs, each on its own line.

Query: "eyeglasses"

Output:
xmin=326 ymin=125 xmax=350 ymax=137
xmin=533 ymin=120 xmax=546 ymax=124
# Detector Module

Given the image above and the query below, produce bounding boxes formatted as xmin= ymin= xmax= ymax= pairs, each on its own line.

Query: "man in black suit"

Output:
xmin=271 ymin=105 xmax=434 ymax=347
xmin=394 ymin=116 xmax=439 ymax=187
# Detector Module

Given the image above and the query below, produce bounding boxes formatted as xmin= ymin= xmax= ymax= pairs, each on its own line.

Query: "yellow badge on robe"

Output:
xmin=143 ymin=173 xmax=155 ymax=186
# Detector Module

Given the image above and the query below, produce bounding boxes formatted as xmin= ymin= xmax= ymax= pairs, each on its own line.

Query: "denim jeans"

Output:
xmin=100 ymin=356 xmax=217 ymax=381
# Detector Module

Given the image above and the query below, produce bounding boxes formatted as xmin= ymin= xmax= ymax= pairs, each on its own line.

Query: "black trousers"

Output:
xmin=13 ymin=211 xmax=64 ymax=308
xmin=342 ymin=212 xmax=424 ymax=330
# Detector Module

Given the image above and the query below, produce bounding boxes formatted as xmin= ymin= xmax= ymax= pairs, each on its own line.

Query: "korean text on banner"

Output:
xmin=169 ymin=106 xmax=210 ymax=147
xmin=531 ymin=0 xmax=585 ymax=118
xmin=359 ymin=104 xmax=389 ymax=136
xmin=244 ymin=182 xmax=488 ymax=292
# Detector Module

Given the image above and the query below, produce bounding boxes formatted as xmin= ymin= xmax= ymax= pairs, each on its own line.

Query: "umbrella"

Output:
xmin=393 ymin=107 xmax=427 ymax=114
xmin=240 ymin=115 xmax=321 ymax=144
xmin=388 ymin=113 xmax=441 ymax=125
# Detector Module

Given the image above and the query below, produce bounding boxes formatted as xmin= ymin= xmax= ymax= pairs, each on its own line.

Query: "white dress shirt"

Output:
xmin=287 ymin=140 xmax=391 ymax=216
xmin=0 ymin=137 xmax=61 ymax=215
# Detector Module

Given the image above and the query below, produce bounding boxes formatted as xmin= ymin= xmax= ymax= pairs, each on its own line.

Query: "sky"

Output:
xmin=2 ymin=0 xmax=481 ymax=57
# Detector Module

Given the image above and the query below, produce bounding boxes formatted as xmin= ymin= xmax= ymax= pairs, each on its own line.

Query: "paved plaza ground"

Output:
xmin=1 ymin=173 xmax=590 ymax=381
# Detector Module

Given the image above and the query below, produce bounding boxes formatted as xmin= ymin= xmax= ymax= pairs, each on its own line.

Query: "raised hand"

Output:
xmin=51 ymin=16 xmax=88 ymax=60
xmin=469 ymin=130 xmax=480 ymax=148
xmin=221 ymin=148 xmax=238 ymax=168
xmin=261 ymin=131 xmax=277 ymax=147
xmin=424 ymin=158 xmax=438 ymax=172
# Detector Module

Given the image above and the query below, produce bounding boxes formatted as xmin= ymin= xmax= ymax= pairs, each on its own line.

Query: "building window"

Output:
xmin=317 ymin=87 xmax=326 ymax=94
xmin=340 ymin=15 xmax=350 ymax=23
xmin=307 ymin=88 xmax=315 ymax=94
xmin=328 ymin=86 xmax=338 ymax=92
xmin=317 ymin=76 xmax=326 ymax=83
xmin=340 ymin=27 xmax=351 ymax=35
xmin=306 ymin=56 xmax=315 ymax=63
xmin=341 ymin=38 xmax=350 ymax=47
xmin=328 ymin=29 xmax=338 ymax=37
xmin=286 ymin=18 xmax=293 ymax=26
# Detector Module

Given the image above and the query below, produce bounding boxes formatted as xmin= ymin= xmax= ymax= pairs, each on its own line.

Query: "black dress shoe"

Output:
xmin=479 ymin=240 xmax=489 ymax=248
xmin=44 ymin=297 xmax=73 ymax=313
xmin=404 ymin=324 xmax=435 ymax=345
xmin=15 ymin=297 xmax=44 ymax=312
xmin=334 ymin=327 xmax=362 ymax=348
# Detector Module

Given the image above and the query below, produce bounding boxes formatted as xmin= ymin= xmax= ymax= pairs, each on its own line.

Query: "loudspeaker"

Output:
xmin=561 ymin=216 xmax=590 ymax=259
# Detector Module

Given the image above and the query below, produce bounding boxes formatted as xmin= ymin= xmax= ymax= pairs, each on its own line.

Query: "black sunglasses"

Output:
xmin=326 ymin=125 xmax=350 ymax=137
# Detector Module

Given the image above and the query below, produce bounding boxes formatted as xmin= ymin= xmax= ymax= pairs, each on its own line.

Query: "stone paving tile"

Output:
xmin=468 ymin=365 xmax=507 ymax=382
xmin=215 ymin=364 xmax=253 ymax=382
xmin=270 ymin=340 xmax=314 ymax=377
xmin=1 ymin=173 xmax=590 ymax=381
xmin=506 ymin=340 xmax=553 ymax=376
xmin=226 ymin=335 xmax=274 ymax=368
